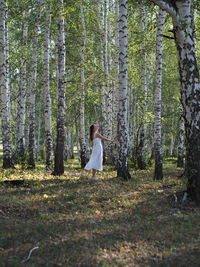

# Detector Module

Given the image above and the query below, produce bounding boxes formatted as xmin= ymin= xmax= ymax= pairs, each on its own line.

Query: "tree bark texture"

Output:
xmin=177 ymin=115 xmax=185 ymax=168
xmin=117 ymin=0 xmax=131 ymax=179
xmin=154 ymin=8 xmax=166 ymax=180
xmin=0 ymin=0 xmax=12 ymax=168
xmin=16 ymin=12 xmax=28 ymax=163
xmin=79 ymin=1 xmax=87 ymax=168
xmin=137 ymin=7 xmax=148 ymax=170
xmin=44 ymin=10 xmax=53 ymax=170
xmin=28 ymin=25 xmax=38 ymax=169
xmin=110 ymin=0 xmax=120 ymax=166
xmin=148 ymin=0 xmax=200 ymax=203
xmin=53 ymin=0 xmax=66 ymax=176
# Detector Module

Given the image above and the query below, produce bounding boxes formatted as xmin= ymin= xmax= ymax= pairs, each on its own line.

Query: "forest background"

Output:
xmin=0 ymin=0 xmax=200 ymax=265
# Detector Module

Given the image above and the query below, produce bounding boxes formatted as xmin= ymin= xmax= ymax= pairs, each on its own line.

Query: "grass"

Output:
xmin=0 ymin=158 xmax=200 ymax=266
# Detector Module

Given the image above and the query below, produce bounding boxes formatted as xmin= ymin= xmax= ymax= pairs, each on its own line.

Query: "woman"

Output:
xmin=84 ymin=124 xmax=115 ymax=180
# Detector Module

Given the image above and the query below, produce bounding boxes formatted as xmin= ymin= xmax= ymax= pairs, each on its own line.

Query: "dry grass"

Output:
xmin=0 ymin=159 xmax=200 ymax=266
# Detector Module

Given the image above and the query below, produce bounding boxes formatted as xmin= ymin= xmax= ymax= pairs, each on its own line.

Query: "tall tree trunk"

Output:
xmin=44 ymin=10 xmax=53 ymax=170
xmin=79 ymin=1 xmax=87 ymax=168
xmin=111 ymin=0 xmax=119 ymax=166
xmin=173 ymin=2 xmax=200 ymax=202
xmin=0 ymin=0 xmax=12 ymax=168
xmin=154 ymin=8 xmax=165 ymax=180
xmin=128 ymin=84 xmax=135 ymax=155
xmin=104 ymin=0 xmax=113 ymax=161
xmin=148 ymin=0 xmax=200 ymax=203
xmin=99 ymin=0 xmax=112 ymax=161
xmin=28 ymin=25 xmax=38 ymax=169
xmin=66 ymin=127 xmax=74 ymax=160
xmin=117 ymin=0 xmax=131 ymax=179
xmin=177 ymin=114 xmax=185 ymax=168
xmin=16 ymin=12 xmax=28 ymax=164
xmin=137 ymin=8 xmax=148 ymax=170
xmin=53 ymin=0 xmax=66 ymax=176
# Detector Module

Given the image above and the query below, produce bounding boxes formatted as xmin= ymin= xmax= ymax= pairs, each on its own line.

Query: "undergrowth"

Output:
xmin=0 ymin=159 xmax=200 ymax=266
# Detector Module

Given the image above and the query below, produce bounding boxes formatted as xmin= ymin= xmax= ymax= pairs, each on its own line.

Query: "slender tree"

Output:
xmin=137 ymin=7 xmax=148 ymax=170
xmin=177 ymin=114 xmax=185 ymax=168
xmin=154 ymin=8 xmax=166 ymax=180
xmin=16 ymin=11 xmax=28 ymax=163
xmin=111 ymin=0 xmax=120 ymax=166
xmin=28 ymin=24 xmax=38 ymax=169
xmin=44 ymin=9 xmax=53 ymax=170
xmin=0 ymin=0 xmax=12 ymax=168
xmin=52 ymin=0 xmax=66 ymax=175
xmin=117 ymin=0 xmax=131 ymax=179
xmin=79 ymin=1 xmax=87 ymax=168
xmin=148 ymin=0 xmax=200 ymax=203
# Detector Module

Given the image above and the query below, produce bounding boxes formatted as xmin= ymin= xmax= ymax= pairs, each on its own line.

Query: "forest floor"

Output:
xmin=0 ymin=159 xmax=200 ymax=267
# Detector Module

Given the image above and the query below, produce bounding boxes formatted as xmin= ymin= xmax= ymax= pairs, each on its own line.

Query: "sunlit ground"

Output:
xmin=0 ymin=157 xmax=200 ymax=266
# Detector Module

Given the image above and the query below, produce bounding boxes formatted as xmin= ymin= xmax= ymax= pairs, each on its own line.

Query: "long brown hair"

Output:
xmin=89 ymin=124 xmax=95 ymax=141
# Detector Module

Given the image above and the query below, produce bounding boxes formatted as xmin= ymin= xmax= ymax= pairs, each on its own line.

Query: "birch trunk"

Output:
xmin=177 ymin=115 xmax=185 ymax=168
xmin=137 ymin=8 xmax=147 ymax=170
xmin=16 ymin=12 xmax=28 ymax=163
xmin=173 ymin=1 xmax=200 ymax=202
xmin=117 ymin=0 xmax=130 ymax=179
xmin=99 ymin=0 xmax=112 ymax=161
xmin=111 ymin=0 xmax=119 ymax=166
xmin=79 ymin=1 xmax=87 ymax=168
xmin=148 ymin=0 xmax=200 ymax=202
xmin=104 ymin=0 xmax=113 ymax=161
xmin=44 ymin=10 xmax=53 ymax=170
xmin=0 ymin=0 xmax=12 ymax=168
xmin=28 ymin=26 xmax=38 ymax=169
xmin=154 ymin=8 xmax=166 ymax=180
xmin=53 ymin=0 xmax=66 ymax=175
xmin=66 ymin=127 xmax=74 ymax=160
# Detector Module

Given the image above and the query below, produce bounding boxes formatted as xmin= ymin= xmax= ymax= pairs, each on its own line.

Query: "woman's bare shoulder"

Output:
xmin=95 ymin=133 xmax=103 ymax=139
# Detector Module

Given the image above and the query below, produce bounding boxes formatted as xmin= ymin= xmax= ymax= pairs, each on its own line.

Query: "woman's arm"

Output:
xmin=95 ymin=133 xmax=115 ymax=142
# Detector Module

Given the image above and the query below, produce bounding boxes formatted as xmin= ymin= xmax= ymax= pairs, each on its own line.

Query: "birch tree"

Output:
xmin=177 ymin=114 xmax=185 ymax=168
xmin=0 ymin=0 xmax=12 ymax=168
xmin=137 ymin=7 xmax=148 ymax=170
xmin=99 ymin=0 xmax=112 ymax=161
xmin=28 ymin=24 xmax=38 ymax=169
xmin=44 ymin=10 xmax=53 ymax=170
xmin=117 ymin=0 xmax=131 ymax=179
xmin=111 ymin=0 xmax=119 ymax=165
xmin=148 ymin=0 xmax=200 ymax=203
xmin=104 ymin=0 xmax=113 ymax=161
xmin=154 ymin=8 xmax=166 ymax=180
xmin=79 ymin=1 xmax=87 ymax=168
xmin=16 ymin=12 xmax=28 ymax=163
xmin=53 ymin=0 xmax=66 ymax=175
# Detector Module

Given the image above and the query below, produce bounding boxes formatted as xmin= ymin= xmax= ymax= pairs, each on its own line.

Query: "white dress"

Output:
xmin=84 ymin=137 xmax=103 ymax=171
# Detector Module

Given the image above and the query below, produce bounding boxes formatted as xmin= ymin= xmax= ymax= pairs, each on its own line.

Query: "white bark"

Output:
xmin=0 ymin=0 xmax=12 ymax=168
xmin=177 ymin=115 xmax=185 ymax=167
xmin=137 ymin=7 xmax=148 ymax=170
xmin=79 ymin=1 xmax=87 ymax=168
xmin=111 ymin=0 xmax=120 ymax=165
xmin=44 ymin=10 xmax=53 ymax=169
xmin=154 ymin=8 xmax=166 ymax=179
xmin=148 ymin=0 xmax=178 ymax=23
xmin=53 ymin=0 xmax=66 ymax=175
xmin=117 ymin=0 xmax=130 ymax=179
xmin=99 ymin=0 xmax=112 ymax=160
xmin=148 ymin=0 xmax=200 ymax=201
xmin=66 ymin=127 xmax=74 ymax=159
xmin=16 ymin=12 xmax=28 ymax=162
xmin=28 ymin=25 xmax=38 ymax=168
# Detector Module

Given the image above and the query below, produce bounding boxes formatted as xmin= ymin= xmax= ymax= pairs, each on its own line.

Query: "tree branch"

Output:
xmin=160 ymin=34 xmax=174 ymax=39
xmin=147 ymin=0 xmax=179 ymax=25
